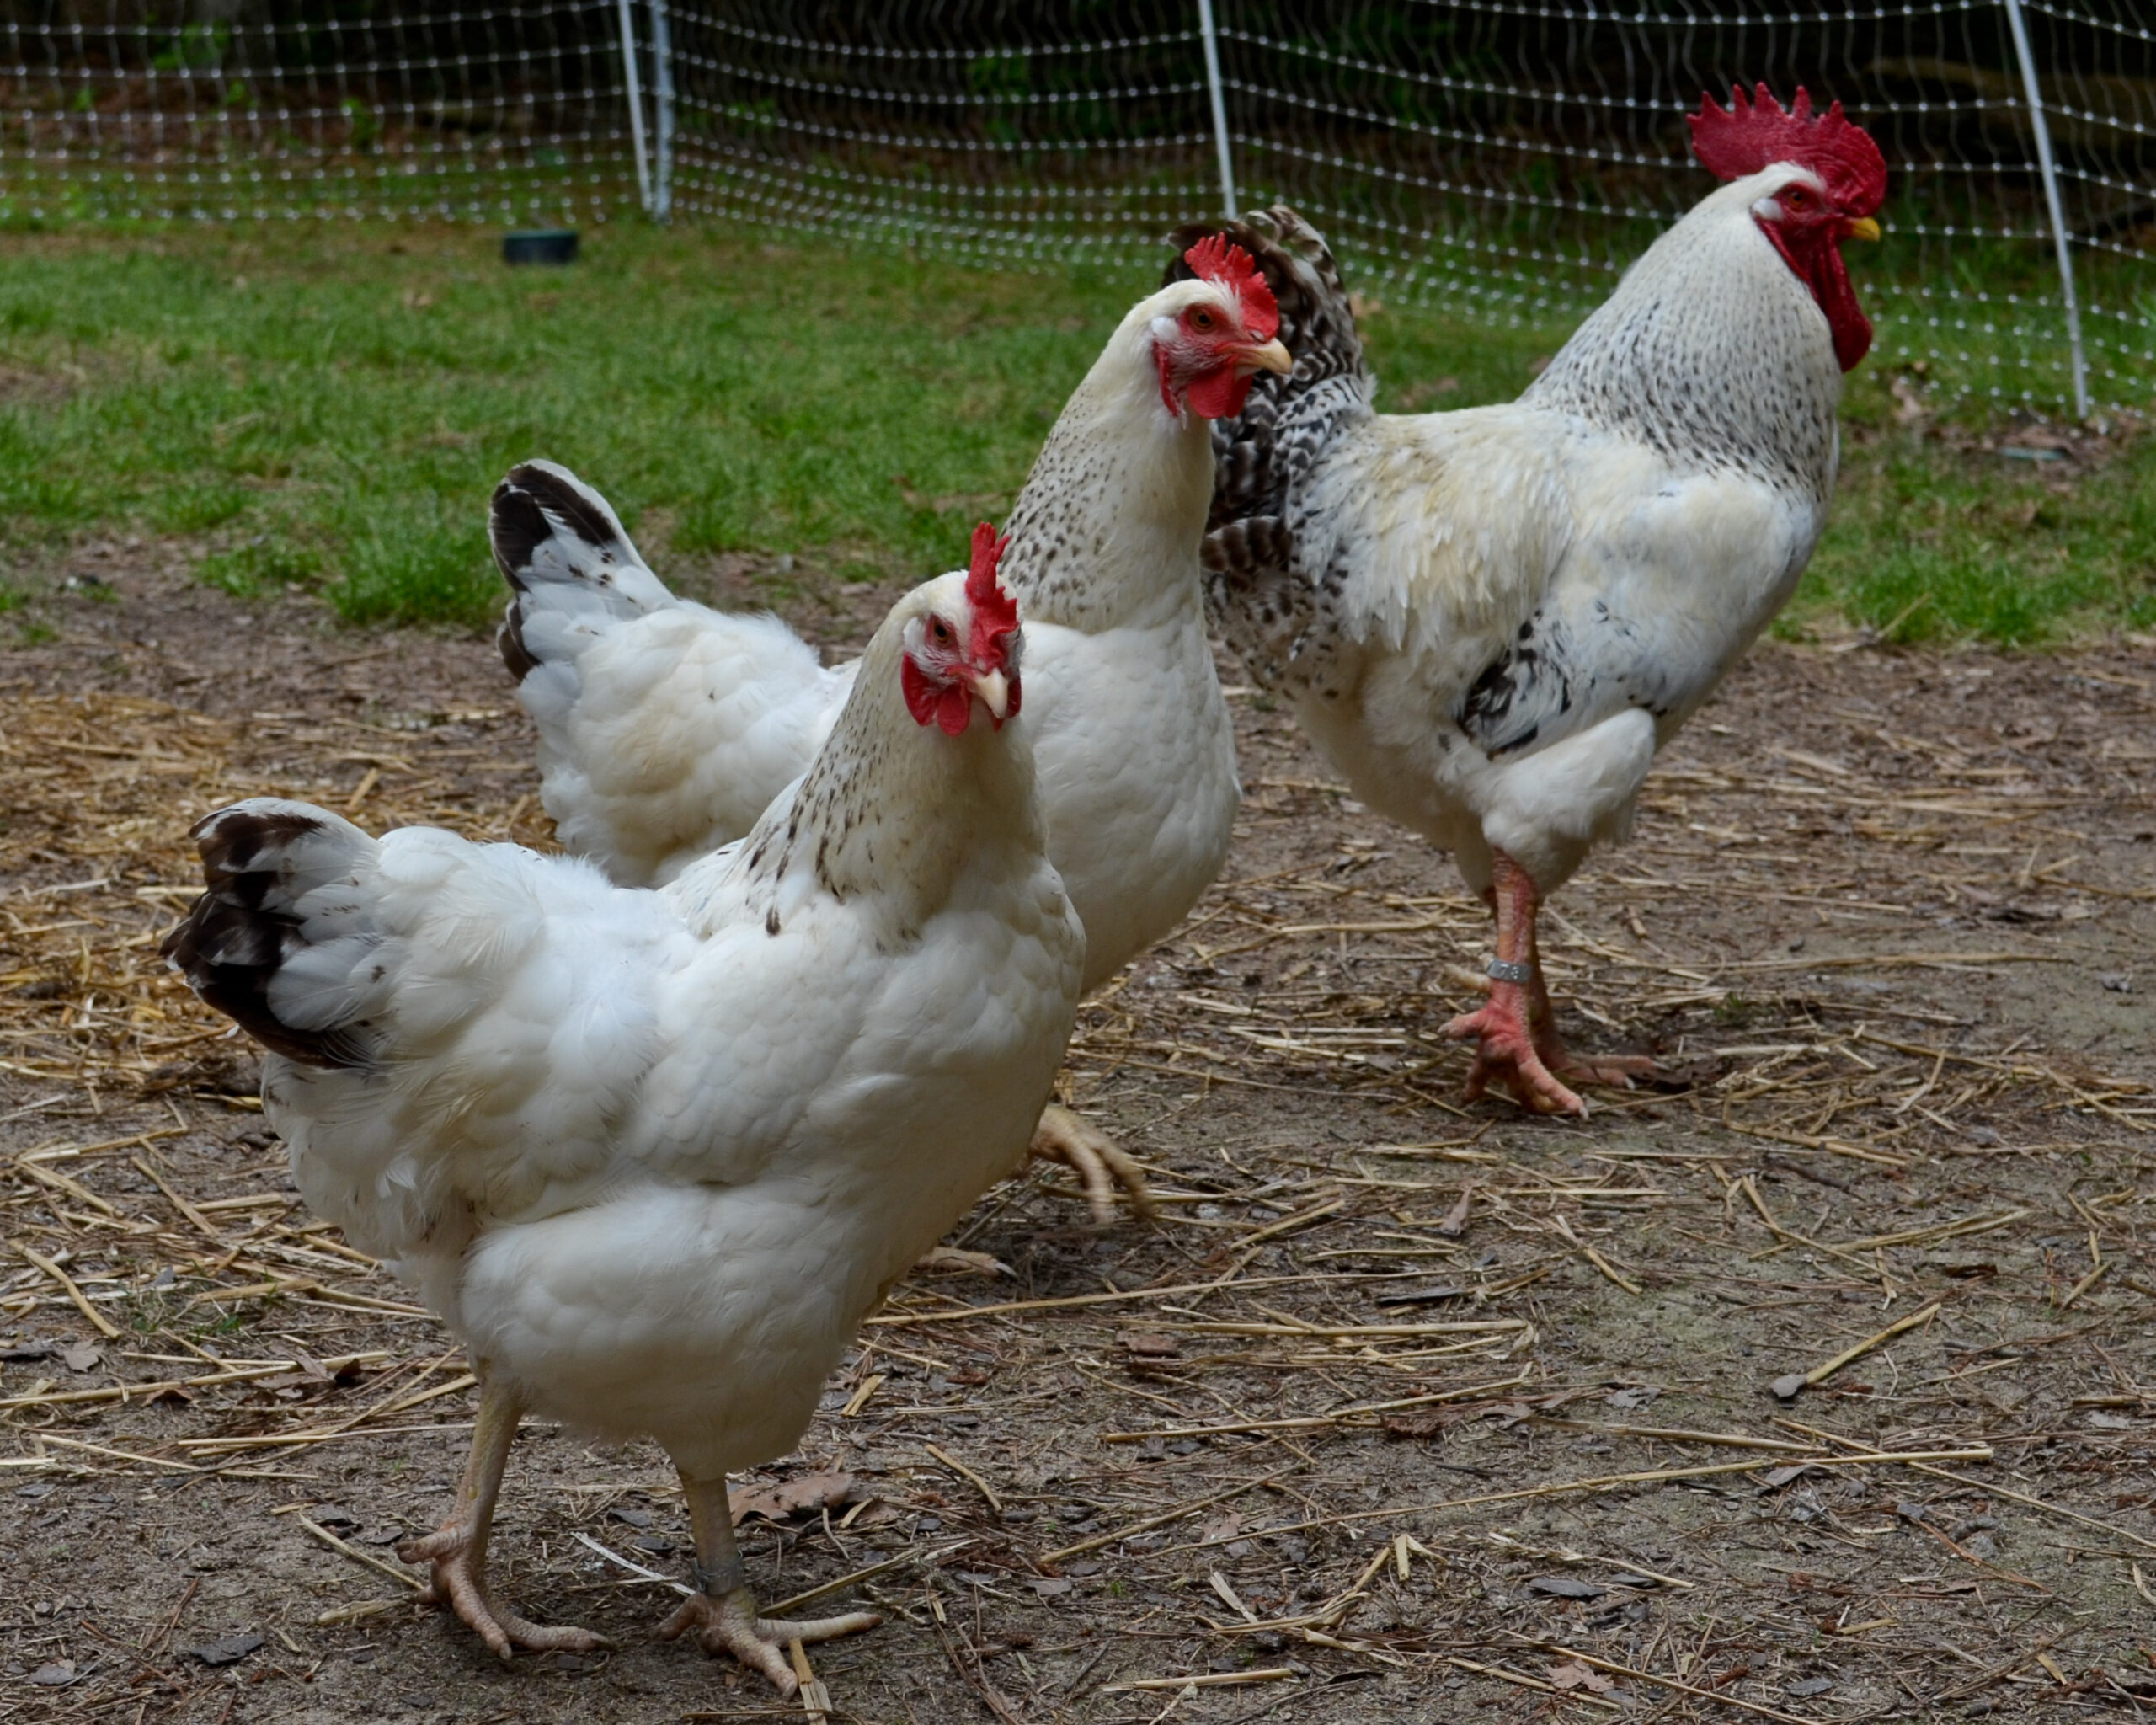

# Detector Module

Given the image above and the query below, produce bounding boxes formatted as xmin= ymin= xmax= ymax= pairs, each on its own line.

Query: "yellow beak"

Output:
xmin=1235 ymin=338 xmax=1294 ymax=377
xmin=1843 ymin=216 xmax=1881 ymax=243
xmin=969 ymin=668 xmax=1011 ymax=723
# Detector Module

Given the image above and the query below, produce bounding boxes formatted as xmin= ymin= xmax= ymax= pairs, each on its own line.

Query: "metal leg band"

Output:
xmin=693 ymin=1554 xmax=749 ymax=1598
xmin=1486 ymin=958 xmax=1534 ymax=985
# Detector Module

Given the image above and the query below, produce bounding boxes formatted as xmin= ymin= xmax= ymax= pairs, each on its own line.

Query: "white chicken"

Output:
xmin=489 ymin=243 xmax=1290 ymax=1218
xmin=1174 ymin=87 xmax=1886 ymax=1115
xmin=162 ymin=531 xmax=1081 ymax=1694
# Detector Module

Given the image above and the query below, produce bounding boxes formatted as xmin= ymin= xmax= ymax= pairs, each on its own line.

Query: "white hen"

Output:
xmin=491 ymin=243 xmax=1289 ymax=1215
xmin=163 ymin=532 xmax=1081 ymax=1695
xmin=1177 ymin=88 xmax=1886 ymax=1114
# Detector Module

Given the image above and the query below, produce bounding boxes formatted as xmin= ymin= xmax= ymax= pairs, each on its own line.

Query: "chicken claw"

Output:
xmin=655 ymin=1589 xmax=879 ymax=1696
xmin=1444 ymin=984 xmax=1588 ymax=1118
xmin=403 ymin=1518 xmax=609 ymax=1660
xmin=1553 ymin=1051 xmax=1661 ymax=1089
xmin=664 ymin=1472 xmax=878 ymax=1694
xmin=1028 ymin=1103 xmax=1158 ymax=1223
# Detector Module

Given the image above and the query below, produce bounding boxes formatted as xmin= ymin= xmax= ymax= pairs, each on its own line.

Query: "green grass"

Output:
xmin=0 ymin=223 xmax=2148 ymax=643
xmin=1781 ymin=377 xmax=2156 ymax=644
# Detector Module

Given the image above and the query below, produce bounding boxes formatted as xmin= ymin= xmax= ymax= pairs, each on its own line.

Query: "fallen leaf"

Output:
xmin=728 ymin=1471 xmax=855 ymax=1524
xmin=60 ymin=1341 xmax=100 ymax=1373
xmin=1605 ymin=1386 xmax=1660 ymax=1411
xmin=1787 ymin=1676 xmax=1835 ymax=1697
xmin=1434 ymin=1185 xmax=1472 ymax=1237
xmin=1526 ymin=1575 xmax=1606 ymax=1600
xmin=1382 ymin=1407 xmax=1465 ymax=1439
xmin=1770 ymin=1372 xmax=1808 ymax=1401
xmin=1757 ymin=1464 xmax=1818 ymax=1489
xmin=1029 ymin=1577 xmax=1073 ymax=1597
xmin=1121 ymin=1333 xmax=1181 ymax=1359
xmin=186 ymin=1632 xmax=264 ymax=1667
xmin=31 ymin=1659 xmax=77 ymax=1685
xmin=1548 ymin=1659 xmax=1614 ymax=1692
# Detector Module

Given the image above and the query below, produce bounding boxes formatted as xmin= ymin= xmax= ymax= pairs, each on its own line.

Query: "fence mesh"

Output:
xmin=3 ymin=2 xmax=2151 ymax=412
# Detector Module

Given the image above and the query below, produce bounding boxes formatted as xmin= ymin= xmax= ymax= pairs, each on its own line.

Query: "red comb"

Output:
xmin=1182 ymin=233 xmax=1280 ymax=344
xmin=966 ymin=521 xmax=1018 ymax=666
xmin=1689 ymin=84 xmax=1886 ymax=216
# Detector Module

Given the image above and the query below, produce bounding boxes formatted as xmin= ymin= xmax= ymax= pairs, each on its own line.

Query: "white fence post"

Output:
xmin=615 ymin=0 xmax=653 ymax=215
xmin=651 ymin=0 xmax=675 ymax=223
xmin=1999 ymin=0 xmax=2089 ymax=419
xmin=1195 ymin=0 xmax=1238 ymax=220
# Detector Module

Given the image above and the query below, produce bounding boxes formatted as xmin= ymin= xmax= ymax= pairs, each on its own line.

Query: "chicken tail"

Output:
xmin=161 ymin=798 xmax=386 ymax=1070
xmin=1163 ymin=206 xmax=1370 ymax=532
xmin=491 ymin=460 xmax=675 ymax=682
xmin=1162 ymin=207 xmax=1374 ymax=690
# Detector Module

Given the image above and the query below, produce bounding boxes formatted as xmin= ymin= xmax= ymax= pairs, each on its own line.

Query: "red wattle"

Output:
xmin=936 ymin=684 xmax=972 ymax=735
xmin=1761 ymin=220 xmax=1873 ymax=374
xmin=1184 ymin=365 xmax=1253 ymax=421
xmin=1812 ymin=243 xmax=1873 ymax=372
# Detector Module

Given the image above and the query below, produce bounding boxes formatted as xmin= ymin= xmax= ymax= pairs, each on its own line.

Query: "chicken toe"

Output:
xmin=655 ymin=1589 xmax=879 ymax=1696
xmin=1028 ymin=1102 xmax=1158 ymax=1223
xmin=1444 ymin=985 xmax=1588 ymax=1118
xmin=660 ymin=1472 xmax=879 ymax=1693
xmin=408 ymin=1525 xmax=610 ymax=1660
xmin=1552 ymin=1051 xmax=1661 ymax=1088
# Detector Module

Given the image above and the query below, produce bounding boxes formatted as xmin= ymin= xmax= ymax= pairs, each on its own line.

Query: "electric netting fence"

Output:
xmin=4 ymin=3 xmax=2151 ymax=414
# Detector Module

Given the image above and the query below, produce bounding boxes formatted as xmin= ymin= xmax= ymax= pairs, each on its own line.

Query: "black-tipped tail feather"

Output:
xmin=1164 ymin=206 xmax=1374 ymax=693
xmin=1164 ymin=205 xmax=1371 ymax=535
xmin=162 ymin=800 xmax=380 ymax=1070
xmin=490 ymin=460 xmax=664 ymax=683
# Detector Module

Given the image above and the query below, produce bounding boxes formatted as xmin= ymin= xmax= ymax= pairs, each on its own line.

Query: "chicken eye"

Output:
xmin=1188 ymin=307 xmax=1216 ymax=333
xmin=1785 ymin=188 xmax=1808 ymax=209
xmin=929 ymin=617 xmax=953 ymax=644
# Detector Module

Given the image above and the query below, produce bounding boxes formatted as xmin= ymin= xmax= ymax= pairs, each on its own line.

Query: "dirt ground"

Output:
xmin=2 ymin=547 xmax=2153 ymax=1725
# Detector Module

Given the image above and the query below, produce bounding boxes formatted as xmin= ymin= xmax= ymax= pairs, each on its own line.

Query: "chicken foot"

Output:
xmin=656 ymin=1471 xmax=880 ymax=1694
xmin=1444 ymin=851 xmax=1652 ymax=1116
xmin=1027 ymin=1102 xmax=1158 ymax=1224
xmin=400 ymin=1370 xmax=609 ymax=1659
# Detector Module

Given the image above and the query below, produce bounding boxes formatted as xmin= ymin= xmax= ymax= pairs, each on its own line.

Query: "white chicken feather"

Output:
xmin=164 ymin=548 xmax=1081 ymax=1694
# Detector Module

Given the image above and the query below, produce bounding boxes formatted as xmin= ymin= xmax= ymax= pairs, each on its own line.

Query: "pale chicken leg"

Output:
xmin=399 ymin=1370 xmax=607 ymax=1658
xmin=1443 ymin=851 xmax=1657 ymax=1117
xmin=1027 ymin=1103 xmax=1157 ymax=1223
xmin=655 ymin=1471 xmax=880 ymax=1694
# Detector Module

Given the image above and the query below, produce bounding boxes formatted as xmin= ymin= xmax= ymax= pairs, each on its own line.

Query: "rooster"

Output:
xmin=162 ymin=531 xmax=1082 ymax=1694
xmin=490 ymin=243 xmax=1290 ymax=1216
xmin=1169 ymin=87 xmax=1886 ymax=1115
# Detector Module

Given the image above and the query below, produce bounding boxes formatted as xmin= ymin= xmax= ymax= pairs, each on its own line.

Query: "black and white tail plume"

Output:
xmin=161 ymin=799 xmax=385 ymax=1070
xmin=491 ymin=458 xmax=673 ymax=682
xmin=1162 ymin=206 xmax=1374 ymax=688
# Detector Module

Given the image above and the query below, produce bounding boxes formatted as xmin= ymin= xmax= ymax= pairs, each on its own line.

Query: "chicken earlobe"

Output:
xmin=654 ymin=1472 xmax=880 ymax=1695
xmin=399 ymin=1370 xmax=609 ymax=1658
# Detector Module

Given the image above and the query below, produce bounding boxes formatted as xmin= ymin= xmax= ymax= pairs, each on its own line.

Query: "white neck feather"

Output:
xmin=994 ymin=287 xmax=1221 ymax=631
xmin=1524 ymin=171 xmax=1845 ymax=499
xmin=686 ymin=588 xmax=1043 ymax=941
